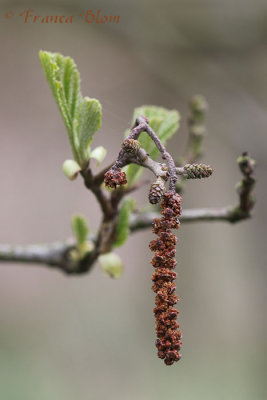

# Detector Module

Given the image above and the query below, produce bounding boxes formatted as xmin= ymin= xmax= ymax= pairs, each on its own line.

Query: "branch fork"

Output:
xmin=0 ymin=100 xmax=256 ymax=274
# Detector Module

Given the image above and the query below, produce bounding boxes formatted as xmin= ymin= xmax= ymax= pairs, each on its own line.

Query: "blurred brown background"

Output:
xmin=0 ymin=1 xmax=266 ymax=399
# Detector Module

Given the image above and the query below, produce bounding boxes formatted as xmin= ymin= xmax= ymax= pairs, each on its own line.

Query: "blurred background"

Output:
xmin=0 ymin=0 xmax=266 ymax=399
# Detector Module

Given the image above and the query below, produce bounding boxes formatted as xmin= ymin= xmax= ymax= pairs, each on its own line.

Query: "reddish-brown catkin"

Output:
xmin=150 ymin=190 xmax=182 ymax=365
xmin=104 ymin=168 xmax=127 ymax=189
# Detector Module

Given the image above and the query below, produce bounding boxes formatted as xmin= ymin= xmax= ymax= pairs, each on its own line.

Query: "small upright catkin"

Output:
xmin=184 ymin=163 xmax=213 ymax=179
xmin=104 ymin=168 xmax=127 ymax=189
xmin=150 ymin=190 xmax=182 ymax=365
xmin=122 ymin=139 xmax=141 ymax=154
xmin=149 ymin=178 xmax=165 ymax=204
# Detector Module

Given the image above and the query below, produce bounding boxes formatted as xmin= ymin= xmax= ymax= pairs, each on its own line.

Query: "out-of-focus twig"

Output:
xmin=183 ymin=95 xmax=208 ymax=163
xmin=233 ymin=152 xmax=256 ymax=220
xmin=176 ymin=95 xmax=208 ymax=192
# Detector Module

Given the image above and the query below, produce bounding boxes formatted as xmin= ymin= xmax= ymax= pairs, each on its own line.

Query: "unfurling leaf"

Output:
xmin=98 ymin=253 xmax=123 ymax=278
xmin=39 ymin=51 xmax=81 ymax=161
xmin=62 ymin=159 xmax=81 ymax=180
xmin=39 ymin=51 xmax=102 ymax=168
xmin=75 ymin=97 xmax=102 ymax=166
xmin=71 ymin=215 xmax=88 ymax=246
xmin=114 ymin=197 xmax=136 ymax=247
xmin=124 ymin=106 xmax=180 ymax=185
xmin=90 ymin=146 xmax=107 ymax=166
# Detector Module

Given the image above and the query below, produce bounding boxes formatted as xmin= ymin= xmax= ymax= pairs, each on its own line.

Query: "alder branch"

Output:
xmin=0 ymin=241 xmax=76 ymax=273
xmin=130 ymin=206 xmax=248 ymax=231
xmin=0 ymin=201 xmax=253 ymax=274
xmin=0 ymin=113 xmax=255 ymax=275
xmin=106 ymin=116 xmax=179 ymax=191
xmin=120 ymin=144 xmax=213 ymax=181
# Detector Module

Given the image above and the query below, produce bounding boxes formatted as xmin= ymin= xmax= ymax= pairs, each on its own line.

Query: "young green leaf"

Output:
xmin=90 ymin=146 xmax=107 ymax=166
xmin=62 ymin=159 xmax=81 ymax=180
xmin=124 ymin=106 xmax=180 ymax=185
xmin=71 ymin=215 xmax=88 ymax=246
xmin=39 ymin=51 xmax=81 ymax=161
xmin=39 ymin=51 xmax=102 ymax=168
xmin=114 ymin=197 xmax=136 ymax=247
xmin=75 ymin=97 xmax=102 ymax=167
xmin=98 ymin=253 xmax=123 ymax=278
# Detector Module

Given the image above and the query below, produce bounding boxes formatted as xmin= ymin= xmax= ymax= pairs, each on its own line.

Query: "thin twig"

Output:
xmin=138 ymin=116 xmax=177 ymax=191
xmin=129 ymin=206 xmax=250 ymax=232
xmin=0 ymin=203 xmax=252 ymax=273
xmin=182 ymin=95 xmax=208 ymax=164
xmin=237 ymin=152 xmax=256 ymax=214
xmin=176 ymin=95 xmax=208 ymax=192
xmin=108 ymin=117 xmax=179 ymax=191
xmin=93 ymin=162 xmax=114 ymax=186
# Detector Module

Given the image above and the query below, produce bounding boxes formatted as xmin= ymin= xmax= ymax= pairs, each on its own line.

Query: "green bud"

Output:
xmin=90 ymin=146 xmax=107 ymax=166
xmin=189 ymin=95 xmax=208 ymax=114
xmin=98 ymin=253 xmax=123 ymax=278
xmin=62 ymin=159 xmax=81 ymax=180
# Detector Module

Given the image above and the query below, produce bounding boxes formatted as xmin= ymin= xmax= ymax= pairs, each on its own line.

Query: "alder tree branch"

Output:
xmin=0 ymin=112 xmax=256 ymax=274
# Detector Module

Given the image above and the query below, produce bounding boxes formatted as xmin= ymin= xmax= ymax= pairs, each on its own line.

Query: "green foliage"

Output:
xmin=62 ymin=159 xmax=81 ymax=180
xmin=98 ymin=253 xmax=123 ymax=278
xmin=71 ymin=215 xmax=88 ymax=246
xmin=124 ymin=106 xmax=180 ymax=185
xmin=114 ymin=197 xmax=136 ymax=247
xmin=39 ymin=51 xmax=102 ymax=168
xmin=75 ymin=97 xmax=102 ymax=165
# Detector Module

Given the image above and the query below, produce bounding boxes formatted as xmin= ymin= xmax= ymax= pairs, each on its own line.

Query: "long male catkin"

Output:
xmin=150 ymin=191 xmax=182 ymax=365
